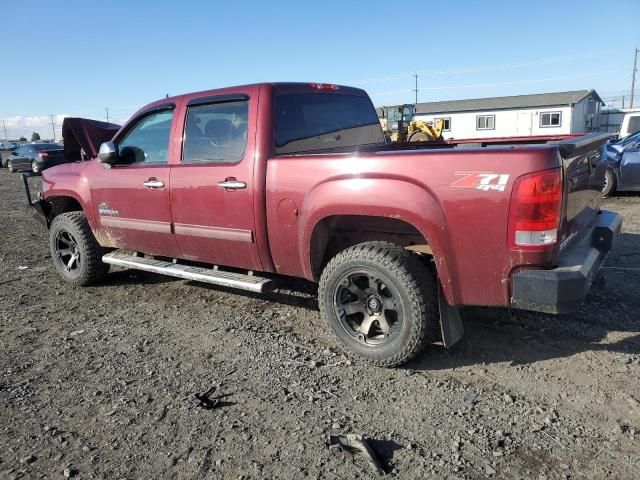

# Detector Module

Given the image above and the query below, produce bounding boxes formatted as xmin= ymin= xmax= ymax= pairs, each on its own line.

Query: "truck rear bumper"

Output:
xmin=510 ymin=210 xmax=622 ymax=314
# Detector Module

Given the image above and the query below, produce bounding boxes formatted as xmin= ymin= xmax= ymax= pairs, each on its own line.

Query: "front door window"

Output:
xmin=117 ymin=110 xmax=174 ymax=165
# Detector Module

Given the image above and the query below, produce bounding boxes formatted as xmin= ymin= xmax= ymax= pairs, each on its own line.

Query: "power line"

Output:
xmin=347 ymin=51 xmax=621 ymax=86
xmin=368 ymin=72 xmax=606 ymax=98
xmin=413 ymin=73 xmax=419 ymax=104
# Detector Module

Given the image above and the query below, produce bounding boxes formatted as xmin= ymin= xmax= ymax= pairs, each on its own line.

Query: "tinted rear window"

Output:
xmin=33 ymin=144 xmax=61 ymax=151
xmin=275 ymin=93 xmax=384 ymax=154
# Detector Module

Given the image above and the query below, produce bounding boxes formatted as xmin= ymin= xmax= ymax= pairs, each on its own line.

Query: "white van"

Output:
xmin=620 ymin=111 xmax=640 ymax=138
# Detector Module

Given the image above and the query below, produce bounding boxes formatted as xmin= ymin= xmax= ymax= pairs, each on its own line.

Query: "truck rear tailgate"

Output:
xmin=553 ymin=133 xmax=614 ymax=252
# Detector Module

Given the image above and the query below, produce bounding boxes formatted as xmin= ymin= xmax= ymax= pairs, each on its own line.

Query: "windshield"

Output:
xmin=275 ymin=93 xmax=385 ymax=154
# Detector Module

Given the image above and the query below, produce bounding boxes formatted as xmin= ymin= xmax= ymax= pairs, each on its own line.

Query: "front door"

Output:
xmin=90 ymin=108 xmax=180 ymax=257
xmin=169 ymin=96 xmax=262 ymax=270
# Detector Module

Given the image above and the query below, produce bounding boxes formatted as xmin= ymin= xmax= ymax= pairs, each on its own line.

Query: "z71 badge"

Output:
xmin=451 ymin=172 xmax=510 ymax=192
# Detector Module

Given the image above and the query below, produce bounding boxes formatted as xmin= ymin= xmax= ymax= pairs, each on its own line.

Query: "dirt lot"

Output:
xmin=1 ymin=168 xmax=639 ymax=480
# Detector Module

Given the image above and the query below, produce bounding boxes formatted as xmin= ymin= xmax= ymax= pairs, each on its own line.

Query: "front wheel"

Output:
xmin=6 ymin=160 xmax=14 ymax=172
xmin=31 ymin=161 xmax=39 ymax=173
xmin=602 ymin=169 xmax=616 ymax=196
xmin=49 ymin=212 xmax=109 ymax=286
xmin=409 ymin=131 xmax=430 ymax=142
xmin=318 ymin=241 xmax=438 ymax=367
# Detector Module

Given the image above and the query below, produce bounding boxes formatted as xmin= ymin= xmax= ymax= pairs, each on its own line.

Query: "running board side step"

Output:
xmin=102 ymin=251 xmax=275 ymax=293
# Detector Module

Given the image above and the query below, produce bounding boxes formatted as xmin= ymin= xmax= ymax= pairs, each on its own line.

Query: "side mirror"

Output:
xmin=98 ymin=141 xmax=118 ymax=164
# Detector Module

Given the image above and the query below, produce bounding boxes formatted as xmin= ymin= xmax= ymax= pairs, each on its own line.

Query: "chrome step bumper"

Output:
xmin=102 ymin=251 xmax=275 ymax=293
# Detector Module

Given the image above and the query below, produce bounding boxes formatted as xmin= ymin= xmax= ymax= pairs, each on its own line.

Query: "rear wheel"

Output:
xmin=31 ymin=161 xmax=39 ymax=173
xmin=6 ymin=160 xmax=14 ymax=172
xmin=602 ymin=169 xmax=616 ymax=196
xmin=319 ymin=241 xmax=438 ymax=367
xmin=49 ymin=212 xmax=109 ymax=286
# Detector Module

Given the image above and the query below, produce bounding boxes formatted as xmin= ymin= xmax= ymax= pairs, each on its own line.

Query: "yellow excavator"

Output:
xmin=379 ymin=104 xmax=444 ymax=143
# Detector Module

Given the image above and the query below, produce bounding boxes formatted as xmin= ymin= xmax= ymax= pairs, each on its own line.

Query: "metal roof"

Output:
xmin=409 ymin=90 xmax=603 ymax=115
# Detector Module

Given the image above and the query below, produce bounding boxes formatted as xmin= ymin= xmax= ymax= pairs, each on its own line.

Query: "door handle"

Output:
xmin=217 ymin=180 xmax=247 ymax=190
xmin=143 ymin=180 xmax=165 ymax=188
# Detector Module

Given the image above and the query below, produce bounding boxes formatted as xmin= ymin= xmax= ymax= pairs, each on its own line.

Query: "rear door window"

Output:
xmin=182 ymin=101 xmax=249 ymax=164
xmin=275 ymin=93 xmax=384 ymax=154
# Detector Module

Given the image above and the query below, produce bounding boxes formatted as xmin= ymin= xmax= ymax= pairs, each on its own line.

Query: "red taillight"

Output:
xmin=508 ymin=168 xmax=562 ymax=250
xmin=310 ymin=83 xmax=340 ymax=91
xmin=38 ymin=152 xmax=48 ymax=158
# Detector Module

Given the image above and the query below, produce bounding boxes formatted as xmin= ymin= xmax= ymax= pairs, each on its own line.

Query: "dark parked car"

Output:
xmin=601 ymin=131 xmax=640 ymax=195
xmin=0 ymin=143 xmax=18 ymax=165
xmin=4 ymin=143 xmax=65 ymax=173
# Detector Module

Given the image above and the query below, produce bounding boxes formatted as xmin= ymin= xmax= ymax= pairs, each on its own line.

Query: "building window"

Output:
xmin=476 ymin=115 xmax=495 ymax=130
xmin=434 ymin=117 xmax=451 ymax=132
xmin=540 ymin=111 xmax=562 ymax=128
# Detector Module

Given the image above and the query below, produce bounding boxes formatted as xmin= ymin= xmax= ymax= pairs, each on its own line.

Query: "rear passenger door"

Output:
xmin=169 ymin=94 xmax=263 ymax=270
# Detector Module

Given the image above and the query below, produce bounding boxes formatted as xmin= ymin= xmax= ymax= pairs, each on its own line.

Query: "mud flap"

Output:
xmin=438 ymin=284 xmax=464 ymax=348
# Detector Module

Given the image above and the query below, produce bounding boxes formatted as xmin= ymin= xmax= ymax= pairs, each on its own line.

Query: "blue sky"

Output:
xmin=1 ymin=0 xmax=638 ymax=138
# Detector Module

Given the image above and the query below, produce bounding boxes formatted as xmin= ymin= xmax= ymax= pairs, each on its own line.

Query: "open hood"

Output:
xmin=62 ymin=117 xmax=121 ymax=161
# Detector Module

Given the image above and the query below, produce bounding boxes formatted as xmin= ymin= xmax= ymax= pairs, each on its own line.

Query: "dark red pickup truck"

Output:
xmin=34 ymin=82 xmax=621 ymax=366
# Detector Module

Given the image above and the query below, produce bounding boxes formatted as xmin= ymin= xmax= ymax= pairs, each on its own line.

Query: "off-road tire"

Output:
xmin=318 ymin=241 xmax=438 ymax=367
xmin=49 ymin=212 xmax=109 ymax=286
xmin=602 ymin=168 xmax=616 ymax=196
xmin=7 ymin=160 xmax=14 ymax=172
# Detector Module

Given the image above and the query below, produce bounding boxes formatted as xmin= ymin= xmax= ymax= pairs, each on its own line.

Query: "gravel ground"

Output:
xmin=1 ymin=168 xmax=639 ymax=479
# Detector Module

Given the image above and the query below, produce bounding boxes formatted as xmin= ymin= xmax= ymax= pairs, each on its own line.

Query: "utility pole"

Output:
xmin=631 ymin=47 xmax=638 ymax=109
xmin=49 ymin=114 xmax=56 ymax=140
xmin=2 ymin=120 xmax=7 ymax=141
xmin=105 ymin=107 xmax=111 ymax=123
xmin=413 ymin=73 xmax=419 ymax=104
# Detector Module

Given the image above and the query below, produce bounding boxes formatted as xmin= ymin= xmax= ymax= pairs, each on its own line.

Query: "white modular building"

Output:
xmin=409 ymin=90 xmax=604 ymax=140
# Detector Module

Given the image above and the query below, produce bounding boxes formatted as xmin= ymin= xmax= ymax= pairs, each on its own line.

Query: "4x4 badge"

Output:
xmin=451 ymin=172 xmax=510 ymax=192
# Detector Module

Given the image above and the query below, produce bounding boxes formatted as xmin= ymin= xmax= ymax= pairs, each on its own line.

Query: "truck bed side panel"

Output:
xmin=266 ymin=146 xmax=561 ymax=307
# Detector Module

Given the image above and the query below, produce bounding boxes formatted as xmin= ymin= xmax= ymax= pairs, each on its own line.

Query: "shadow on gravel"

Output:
xmin=366 ymin=438 xmax=404 ymax=473
xmin=196 ymin=275 xmax=320 ymax=312
xmin=605 ymin=191 xmax=640 ymax=198
xmin=90 ymin=232 xmax=639 ymax=371
xmin=194 ymin=386 xmax=235 ymax=410
xmin=98 ymin=269 xmax=177 ymax=286
xmin=409 ymin=232 xmax=640 ymax=371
